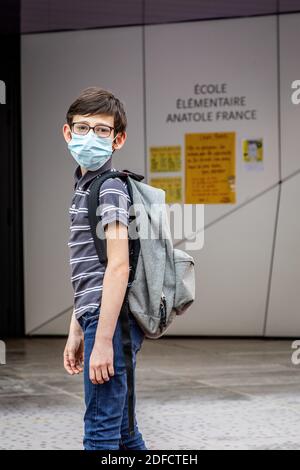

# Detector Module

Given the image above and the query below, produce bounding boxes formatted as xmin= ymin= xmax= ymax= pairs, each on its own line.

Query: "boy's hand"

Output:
xmin=89 ymin=338 xmax=114 ymax=385
xmin=63 ymin=331 xmax=84 ymax=375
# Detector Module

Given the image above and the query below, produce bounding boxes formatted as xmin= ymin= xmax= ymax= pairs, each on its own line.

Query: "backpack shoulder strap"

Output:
xmin=88 ymin=170 xmax=126 ymax=264
xmin=88 ymin=169 xmax=143 ymax=265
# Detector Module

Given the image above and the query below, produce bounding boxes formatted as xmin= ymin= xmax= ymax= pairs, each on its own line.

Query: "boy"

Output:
xmin=62 ymin=87 xmax=147 ymax=451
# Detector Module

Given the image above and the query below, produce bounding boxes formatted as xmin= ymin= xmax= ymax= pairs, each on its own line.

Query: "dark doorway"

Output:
xmin=0 ymin=0 xmax=24 ymax=337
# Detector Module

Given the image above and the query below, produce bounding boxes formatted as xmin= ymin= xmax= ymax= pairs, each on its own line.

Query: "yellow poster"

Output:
xmin=185 ymin=132 xmax=236 ymax=204
xmin=150 ymin=177 xmax=182 ymax=204
xmin=243 ymin=139 xmax=264 ymax=172
xmin=150 ymin=146 xmax=181 ymax=172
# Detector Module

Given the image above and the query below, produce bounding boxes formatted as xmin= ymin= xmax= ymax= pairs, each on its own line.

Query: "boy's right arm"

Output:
xmin=63 ymin=311 xmax=84 ymax=375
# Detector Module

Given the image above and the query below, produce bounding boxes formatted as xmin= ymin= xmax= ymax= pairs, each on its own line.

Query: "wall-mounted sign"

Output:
xmin=150 ymin=145 xmax=181 ymax=172
xmin=150 ymin=176 xmax=182 ymax=204
xmin=242 ymin=138 xmax=264 ymax=172
xmin=185 ymin=132 xmax=236 ymax=204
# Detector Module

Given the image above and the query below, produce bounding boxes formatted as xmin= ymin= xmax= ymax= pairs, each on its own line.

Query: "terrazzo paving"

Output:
xmin=0 ymin=337 xmax=299 ymax=450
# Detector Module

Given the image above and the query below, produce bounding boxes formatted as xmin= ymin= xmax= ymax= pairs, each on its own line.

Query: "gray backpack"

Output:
xmin=88 ymin=169 xmax=195 ymax=436
xmin=89 ymin=169 xmax=195 ymax=338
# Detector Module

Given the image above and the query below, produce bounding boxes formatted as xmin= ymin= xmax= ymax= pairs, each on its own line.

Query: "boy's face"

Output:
xmin=62 ymin=113 xmax=126 ymax=152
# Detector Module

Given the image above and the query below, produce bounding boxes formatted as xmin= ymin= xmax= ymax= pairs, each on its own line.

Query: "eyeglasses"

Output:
xmin=71 ymin=122 xmax=115 ymax=138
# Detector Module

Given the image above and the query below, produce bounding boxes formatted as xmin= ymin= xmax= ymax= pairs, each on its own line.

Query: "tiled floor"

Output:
xmin=0 ymin=337 xmax=300 ymax=450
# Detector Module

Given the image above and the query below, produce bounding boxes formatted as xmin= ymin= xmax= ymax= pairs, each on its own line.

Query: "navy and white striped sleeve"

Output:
xmin=98 ymin=177 xmax=130 ymax=229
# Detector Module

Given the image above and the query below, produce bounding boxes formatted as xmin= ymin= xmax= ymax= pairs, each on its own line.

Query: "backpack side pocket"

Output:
xmin=173 ymin=248 xmax=195 ymax=314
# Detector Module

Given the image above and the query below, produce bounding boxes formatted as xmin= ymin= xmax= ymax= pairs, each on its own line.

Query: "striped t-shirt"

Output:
xmin=68 ymin=156 xmax=132 ymax=320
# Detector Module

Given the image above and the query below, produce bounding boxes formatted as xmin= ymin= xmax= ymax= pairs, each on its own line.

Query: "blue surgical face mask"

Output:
xmin=67 ymin=130 xmax=118 ymax=171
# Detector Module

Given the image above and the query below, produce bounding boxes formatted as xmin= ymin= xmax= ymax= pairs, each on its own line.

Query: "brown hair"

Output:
xmin=66 ymin=86 xmax=127 ymax=139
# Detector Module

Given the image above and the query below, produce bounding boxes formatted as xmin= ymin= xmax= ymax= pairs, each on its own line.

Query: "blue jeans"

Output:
xmin=78 ymin=306 xmax=147 ymax=450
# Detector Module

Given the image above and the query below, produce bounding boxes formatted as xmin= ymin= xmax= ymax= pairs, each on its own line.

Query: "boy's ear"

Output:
xmin=62 ymin=123 xmax=72 ymax=143
xmin=113 ymin=131 xmax=126 ymax=151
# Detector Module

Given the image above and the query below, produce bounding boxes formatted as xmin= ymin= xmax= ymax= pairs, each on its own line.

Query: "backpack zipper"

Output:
xmin=159 ymin=292 xmax=167 ymax=331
